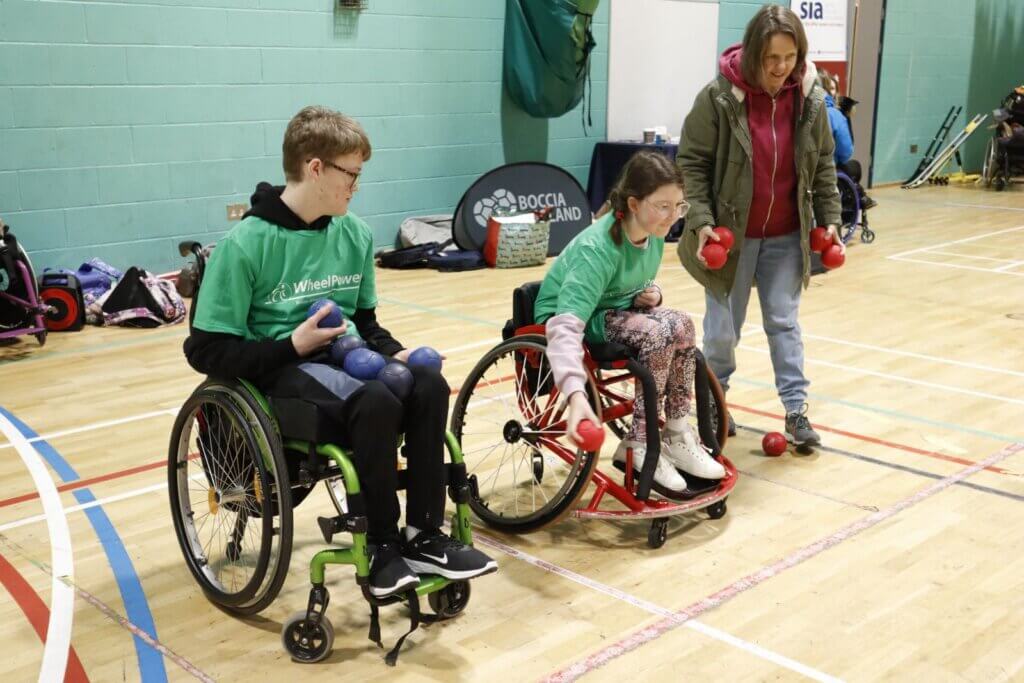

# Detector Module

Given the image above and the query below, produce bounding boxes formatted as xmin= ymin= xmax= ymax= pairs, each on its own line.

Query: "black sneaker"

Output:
xmin=862 ymin=195 xmax=878 ymax=211
xmin=785 ymin=404 xmax=821 ymax=447
xmin=367 ymin=540 xmax=419 ymax=598
xmin=727 ymin=413 xmax=737 ymax=437
xmin=402 ymin=529 xmax=498 ymax=580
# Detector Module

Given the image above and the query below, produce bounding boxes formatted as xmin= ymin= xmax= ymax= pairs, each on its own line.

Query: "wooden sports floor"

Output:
xmin=2 ymin=183 xmax=1023 ymax=682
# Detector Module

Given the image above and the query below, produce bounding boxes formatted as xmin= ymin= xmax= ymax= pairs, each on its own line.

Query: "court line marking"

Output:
xmin=0 ymin=407 xmax=168 ymax=683
xmin=542 ymin=442 xmax=1024 ymax=682
xmin=0 ymin=533 xmax=214 ymax=683
xmin=0 ymin=549 xmax=90 ymax=682
xmin=888 ymin=256 xmax=1024 ymax=277
xmin=0 ymin=410 xmax=75 ymax=683
xmin=887 ymin=224 xmax=1024 ymax=259
xmin=472 ymin=532 xmax=843 ymax=683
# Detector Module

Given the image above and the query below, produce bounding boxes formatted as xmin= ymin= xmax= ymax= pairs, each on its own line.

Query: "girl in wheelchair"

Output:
xmin=534 ymin=151 xmax=725 ymax=498
xmin=184 ymin=106 xmax=495 ymax=599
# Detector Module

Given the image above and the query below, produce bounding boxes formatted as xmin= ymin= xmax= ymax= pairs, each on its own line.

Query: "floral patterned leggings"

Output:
xmin=604 ymin=307 xmax=696 ymax=441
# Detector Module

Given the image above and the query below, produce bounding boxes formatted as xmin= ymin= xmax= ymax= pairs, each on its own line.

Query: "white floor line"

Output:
xmin=0 ymin=409 xmax=180 ymax=452
xmin=0 ymin=412 xmax=75 ymax=683
xmin=926 ymin=250 xmax=1020 ymax=263
xmin=3 ymin=473 xmax=838 ymax=682
xmin=888 ymin=255 xmax=1024 ymax=277
xmin=739 ymin=345 xmax=1024 ymax=408
xmin=887 ymin=224 xmax=1024 ymax=259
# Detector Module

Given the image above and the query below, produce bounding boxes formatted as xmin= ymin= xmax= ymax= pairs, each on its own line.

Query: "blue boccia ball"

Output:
xmin=307 ymin=298 xmax=344 ymax=329
xmin=329 ymin=335 xmax=367 ymax=366
xmin=377 ymin=362 xmax=415 ymax=400
xmin=407 ymin=346 xmax=443 ymax=371
xmin=343 ymin=347 xmax=387 ymax=380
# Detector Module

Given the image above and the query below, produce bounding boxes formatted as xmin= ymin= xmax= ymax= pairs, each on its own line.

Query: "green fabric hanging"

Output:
xmin=503 ymin=0 xmax=600 ymax=119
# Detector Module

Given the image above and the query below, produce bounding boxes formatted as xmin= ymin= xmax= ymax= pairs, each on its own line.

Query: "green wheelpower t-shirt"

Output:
xmin=534 ymin=213 xmax=664 ymax=343
xmin=193 ymin=213 xmax=377 ymax=342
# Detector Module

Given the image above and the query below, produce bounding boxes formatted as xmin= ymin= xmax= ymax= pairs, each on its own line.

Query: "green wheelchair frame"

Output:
xmin=169 ymin=245 xmax=479 ymax=664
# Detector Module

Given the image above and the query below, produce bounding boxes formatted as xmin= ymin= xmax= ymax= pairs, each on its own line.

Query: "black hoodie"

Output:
xmin=183 ymin=183 xmax=404 ymax=381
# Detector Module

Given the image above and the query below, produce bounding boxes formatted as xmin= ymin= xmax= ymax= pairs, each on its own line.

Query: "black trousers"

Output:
xmin=260 ymin=361 xmax=450 ymax=541
xmin=838 ymin=159 xmax=862 ymax=183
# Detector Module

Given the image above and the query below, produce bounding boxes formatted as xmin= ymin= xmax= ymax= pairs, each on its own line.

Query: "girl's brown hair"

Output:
xmin=740 ymin=4 xmax=808 ymax=89
xmin=606 ymin=151 xmax=684 ymax=245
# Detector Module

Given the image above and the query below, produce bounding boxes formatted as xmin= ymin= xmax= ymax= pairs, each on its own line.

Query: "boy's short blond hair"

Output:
xmin=282 ymin=106 xmax=372 ymax=182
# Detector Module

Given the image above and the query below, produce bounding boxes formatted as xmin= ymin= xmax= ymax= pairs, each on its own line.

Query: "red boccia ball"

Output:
xmin=810 ymin=226 xmax=830 ymax=253
xmin=575 ymin=419 xmax=605 ymax=451
xmin=762 ymin=432 xmax=788 ymax=457
xmin=702 ymin=243 xmax=728 ymax=270
xmin=713 ymin=226 xmax=735 ymax=251
xmin=821 ymin=244 xmax=846 ymax=270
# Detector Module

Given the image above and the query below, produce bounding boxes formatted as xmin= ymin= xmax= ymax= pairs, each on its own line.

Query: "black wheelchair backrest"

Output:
xmin=512 ymin=281 xmax=542 ymax=329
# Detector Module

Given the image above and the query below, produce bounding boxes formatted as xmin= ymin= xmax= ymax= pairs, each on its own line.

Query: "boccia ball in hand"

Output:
xmin=329 ymin=335 xmax=367 ymax=366
xmin=343 ymin=347 xmax=386 ymax=380
xmin=408 ymin=346 xmax=443 ymax=371
xmin=713 ymin=227 xmax=735 ymax=251
xmin=575 ymin=419 xmax=605 ymax=451
xmin=809 ymin=227 xmax=830 ymax=253
xmin=702 ymin=243 xmax=728 ymax=270
xmin=307 ymin=298 xmax=344 ymax=329
xmin=377 ymin=362 xmax=415 ymax=400
xmin=821 ymin=244 xmax=846 ymax=270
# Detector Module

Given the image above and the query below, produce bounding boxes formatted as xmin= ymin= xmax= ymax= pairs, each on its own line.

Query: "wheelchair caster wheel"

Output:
xmin=532 ymin=452 xmax=544 ymax=483
xmin=281 ymin=611 xmax=334 ymax=663
xmin=225 ymin=541 xmax=241 ymax=562
xmin=648 ymin=519 xmax=668 ymax=549
xmin=428 ymin=580 xmax=471 ymax=619
xmin=707 ymin=499 xmax=727 ymax=520
xmin=861 ymin=229 xmax=876 ymax=244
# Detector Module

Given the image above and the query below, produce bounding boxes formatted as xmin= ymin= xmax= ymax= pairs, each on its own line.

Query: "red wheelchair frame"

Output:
xmin=450 ymin=283 xmax=737 ymax=548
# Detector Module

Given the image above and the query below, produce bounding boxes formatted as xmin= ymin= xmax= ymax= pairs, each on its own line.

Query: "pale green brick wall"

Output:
xmin=0 ymin=0 xmax=608 ymax=273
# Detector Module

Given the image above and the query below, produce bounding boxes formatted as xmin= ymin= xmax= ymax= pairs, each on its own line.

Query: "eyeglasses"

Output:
xmin=310 ymin=159 xmax=361 ymax=189
xmin=643 ymin=198 xmax=690 ymax=218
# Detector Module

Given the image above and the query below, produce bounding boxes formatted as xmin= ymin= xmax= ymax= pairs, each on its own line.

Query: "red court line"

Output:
xmin=730 ymin=403 xmax=1011 ymax=475
xmin=0 ymin=389 xmax=1012 ymax=511
xmin=0 ymin=550 xmax=90 ymax=683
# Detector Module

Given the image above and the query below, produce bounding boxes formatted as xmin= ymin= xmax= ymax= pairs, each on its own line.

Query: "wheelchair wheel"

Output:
xmin=982 ymin=138 xmax=998 ymax=187
xmin=168 ymin=380 xmax=293 ymax=615
xmin=281 ymin=611 xmax=334 ymax=663
xmin=597 ymin=363 xmax=729 ymax=452
xmin=428 ymin=580 xmax=471 ymax=619
xmin=837 ymin=174 xmax=861 ymax=245
xmin=451 ymin=334 xmax=599 ymax=533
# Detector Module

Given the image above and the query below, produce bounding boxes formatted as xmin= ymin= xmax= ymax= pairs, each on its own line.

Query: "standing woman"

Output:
xmin=676 ymin=4 xmax=843 ymax=447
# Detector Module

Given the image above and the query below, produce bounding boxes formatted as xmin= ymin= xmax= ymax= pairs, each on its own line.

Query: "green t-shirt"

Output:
xmin=534 ymin=214 xmax=664 ymax=343
xmin=193 ymin=213 xmax=377 ymax=342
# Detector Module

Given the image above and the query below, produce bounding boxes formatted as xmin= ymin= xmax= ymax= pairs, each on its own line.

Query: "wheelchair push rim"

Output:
xmin=451 ymin=335 xmax=600 ymax=533
xmin=168 ymin=382 xmax=292 ymax=613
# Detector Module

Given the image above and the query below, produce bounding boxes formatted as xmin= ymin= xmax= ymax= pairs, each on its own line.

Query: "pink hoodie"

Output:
xmin=719 ymin=44 xmax=801 ymax=239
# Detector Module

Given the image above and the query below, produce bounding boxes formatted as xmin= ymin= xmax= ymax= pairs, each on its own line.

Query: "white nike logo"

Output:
xmin=421 ymin=552 xmax=448 ymax=565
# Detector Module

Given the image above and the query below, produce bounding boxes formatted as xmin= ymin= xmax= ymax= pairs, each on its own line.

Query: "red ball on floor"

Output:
xmin=762 ymin=432 xmax=788 ymax=457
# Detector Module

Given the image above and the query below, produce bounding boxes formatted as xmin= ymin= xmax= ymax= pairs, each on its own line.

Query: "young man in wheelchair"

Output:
xmin=535 ymin=152 xmax=726 ymax=498
xmin=184 ymin=105 xmax=496 ymax=598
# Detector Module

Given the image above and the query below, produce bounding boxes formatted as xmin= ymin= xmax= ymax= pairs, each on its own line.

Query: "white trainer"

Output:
xmin=612 ymin=440 xmax=687 ymax=495
xmin=662 ymin=424 xmax=726 ymax=480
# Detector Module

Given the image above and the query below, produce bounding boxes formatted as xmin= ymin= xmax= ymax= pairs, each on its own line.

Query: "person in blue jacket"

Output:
xmin=821 ymin=71 xmax=876 ymax=210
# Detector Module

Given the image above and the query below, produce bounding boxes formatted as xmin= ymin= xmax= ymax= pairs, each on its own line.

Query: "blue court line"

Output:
xmin=736 ymin=424 xmax=1024 ymax=504
xmin=0 ymin=406 xmax=167 ymax=683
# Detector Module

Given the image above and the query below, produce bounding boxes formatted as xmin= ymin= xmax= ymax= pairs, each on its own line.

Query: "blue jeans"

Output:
xmin=702 ymin=230 xmax=808 ymax=414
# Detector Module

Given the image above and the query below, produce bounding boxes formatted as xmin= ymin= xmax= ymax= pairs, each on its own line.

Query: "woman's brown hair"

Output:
xmin=606 ymin=151 xmax=684 ymax=245
xmin=740 ymin=4 xmax=808 ymax=89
